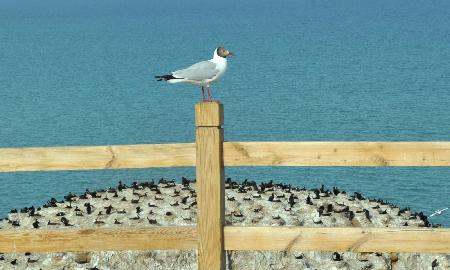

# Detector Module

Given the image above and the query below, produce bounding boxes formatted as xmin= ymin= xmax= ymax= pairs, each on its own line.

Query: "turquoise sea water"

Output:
xmin=0 ymin=0 xmax=449 ymax=226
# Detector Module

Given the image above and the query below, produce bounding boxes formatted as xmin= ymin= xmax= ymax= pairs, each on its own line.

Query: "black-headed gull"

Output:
xmin=156 ymin=47 xmax=234 ymax=101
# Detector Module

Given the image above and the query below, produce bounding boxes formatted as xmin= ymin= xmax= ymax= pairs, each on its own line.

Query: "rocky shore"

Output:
xmin=0 ymin=178 xmax=448 ymax=270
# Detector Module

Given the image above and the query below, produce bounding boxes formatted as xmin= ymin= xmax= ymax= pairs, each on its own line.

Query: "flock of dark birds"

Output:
xmin=0 ymin=177 xmax=442 ymax=269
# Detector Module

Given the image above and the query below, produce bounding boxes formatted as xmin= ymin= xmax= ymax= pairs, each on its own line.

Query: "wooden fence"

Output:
xmin=0 ymin=101 xmax=449 ymax=270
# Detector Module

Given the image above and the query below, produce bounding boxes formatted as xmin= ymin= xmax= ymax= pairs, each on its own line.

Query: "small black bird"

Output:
xmin=11 ymin=220 xmax=20 ymax=227
xmin=332 ymin=252 xmax=342 ymax=261
xmin=313 ymin=189 xmax=320 ymax=199
xmin=327 ymin=204 xmax=333 ymax=212
xmin=32 ymin=219 xmax=40 ymax=229
xmin=181 ymin=196 xmax=189 ymax=205
xmin=131 ymin=197 xmax=140 ymax=204
xmin=318 ymin=206 xmax=325 ymax=216
xmin=118 ymin=180 xmax=125 ymax=191
xmin=147 ymin=217 xmax=157 ymax=224
xmin=432 ymin=259 xmax=438 ymax=270
xmin=288 ymin=194 xmax=296 ymax=207
xmin=332 ymin=187 xmax=340 ymax=196
xmin=227 ymin=196 xmax=235 ymax=202
xmin=94 ymin=218 xmax=105 ymax=224
xmin=363 ymin=209 xmax=371 ymax=221
xmin=61 ymin=217 xmax=73 ymax=226
xmin=319 ymin=184 xmax=325 ymax=193
xmin=347 ymin=211 xmax=355 ymax=221
xmin=85 ymin=203 xmax=93 ymax=214
xmin=105 ymin=205 xmax=113 ymax=215
xmin=253 ymin=207 xmax=262 ymax=213
xmin=354 ymin=192 xmax=365 ymax=200
xmin=27 ymin=257 xmax=39 ymax=263
xmin=181 ymin=177 xmax=190 ymax=187
xmin=306 ymin=195 xmax=313 ymax=205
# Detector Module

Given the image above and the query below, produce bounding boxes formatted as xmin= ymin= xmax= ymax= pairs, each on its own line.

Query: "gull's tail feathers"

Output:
xmin=155 ymin=74 xmax=178 ymax=81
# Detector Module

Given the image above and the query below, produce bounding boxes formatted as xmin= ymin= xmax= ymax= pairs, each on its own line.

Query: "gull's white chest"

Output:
xmin=206 ymin=58 xmax=227 ymax=85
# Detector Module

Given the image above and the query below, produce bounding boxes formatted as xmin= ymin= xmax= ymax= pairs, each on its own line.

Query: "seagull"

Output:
xmin=156 ymin=47 xmax=234 ymax=101
xmin=429 ymin=207 xmax=448 ymax=217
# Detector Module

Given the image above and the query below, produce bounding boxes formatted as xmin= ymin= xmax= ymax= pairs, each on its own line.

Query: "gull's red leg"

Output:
xmin=207 ymin=86 xmax=212 ymax=101
xmin=201 ymin=85 xmax=206 ymax=101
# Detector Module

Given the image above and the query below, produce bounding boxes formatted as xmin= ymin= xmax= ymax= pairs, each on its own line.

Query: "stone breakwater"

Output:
xmin=0 ymin=178 xmax=448 ymax=270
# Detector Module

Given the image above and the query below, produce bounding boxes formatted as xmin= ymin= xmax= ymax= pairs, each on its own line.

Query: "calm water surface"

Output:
xmin=0 ymin=0 xmax=449 ymax=225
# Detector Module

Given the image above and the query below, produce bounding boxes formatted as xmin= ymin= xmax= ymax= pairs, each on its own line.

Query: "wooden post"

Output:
xmin=195 ymin=101 xmax=225 ymax=270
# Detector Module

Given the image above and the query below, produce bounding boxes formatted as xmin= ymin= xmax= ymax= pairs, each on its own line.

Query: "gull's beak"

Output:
xmin=228 ymin=51 xmax=235 ymax=57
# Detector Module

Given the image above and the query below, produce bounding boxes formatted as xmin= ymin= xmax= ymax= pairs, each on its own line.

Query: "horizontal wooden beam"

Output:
xmin=224 ymin=226 xmax=450 ymax=253
xmin=0 ymin=143 xmax=195 ymax=172
xmin=1 ymin=142 xmax=450 ymax=172
xmin=0 ymin=227 xmax=197 ymax=253
xmin=1 ymin=226 xmax=448 ymax=253
xmin=223 ymin=142 xmax=450 ymax=166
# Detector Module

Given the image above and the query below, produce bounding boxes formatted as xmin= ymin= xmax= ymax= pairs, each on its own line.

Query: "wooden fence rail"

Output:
xmin=1 ymin=226 xmax=449 ymax=254
xmin=224 ymin=227 xmax=450 ymax=253
xmin=2 ymin=141 xmax=450 ymax=172
xmin=0 ymin=101 xmax=449 ymax=270
xmin=0 ymin=227 xmax=197 ymax=253
xmin=0 ymin=143 xmax=196 ymax=172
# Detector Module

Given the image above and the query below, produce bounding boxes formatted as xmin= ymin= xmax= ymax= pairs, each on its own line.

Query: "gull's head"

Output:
xmin=216 ymin=47 xmax=234 ymax=58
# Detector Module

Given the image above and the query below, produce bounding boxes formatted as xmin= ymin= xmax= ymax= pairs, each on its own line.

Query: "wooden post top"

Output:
xmin=195 ymin=101 xmax=223 ymax=127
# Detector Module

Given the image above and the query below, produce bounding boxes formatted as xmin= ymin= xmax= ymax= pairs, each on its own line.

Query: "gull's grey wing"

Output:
xmin=172 ymin=61 xmax=218 ymax=80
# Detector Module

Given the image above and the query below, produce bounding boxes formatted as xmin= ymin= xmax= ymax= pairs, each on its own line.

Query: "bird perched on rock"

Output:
xmin=156 ymin=47 xmax=234 ymax=101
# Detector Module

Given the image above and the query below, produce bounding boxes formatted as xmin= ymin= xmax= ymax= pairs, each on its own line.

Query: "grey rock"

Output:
xmin=0 ymin=180 xmax=447 ymax=270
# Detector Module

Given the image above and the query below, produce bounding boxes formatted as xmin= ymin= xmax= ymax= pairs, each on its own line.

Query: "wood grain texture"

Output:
xmin=224 ymin=226 xmax=450 ymax=253
xmin=0 ymin=227 xmax=197 ymax=253
xmin=223 ymin=141 xmax=450 ymax=166
xmin=195 ymin=102 xmax=225 ymax=270
xmin=0 ymin=143 xmax=195 ymax=172
xmin=1 ymin=141 xmax=450 ymax=172
xmin=1 ymin=226 xmax=448 ymax=254
xmin=195 ymin=101 xmax=223 ymax=127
